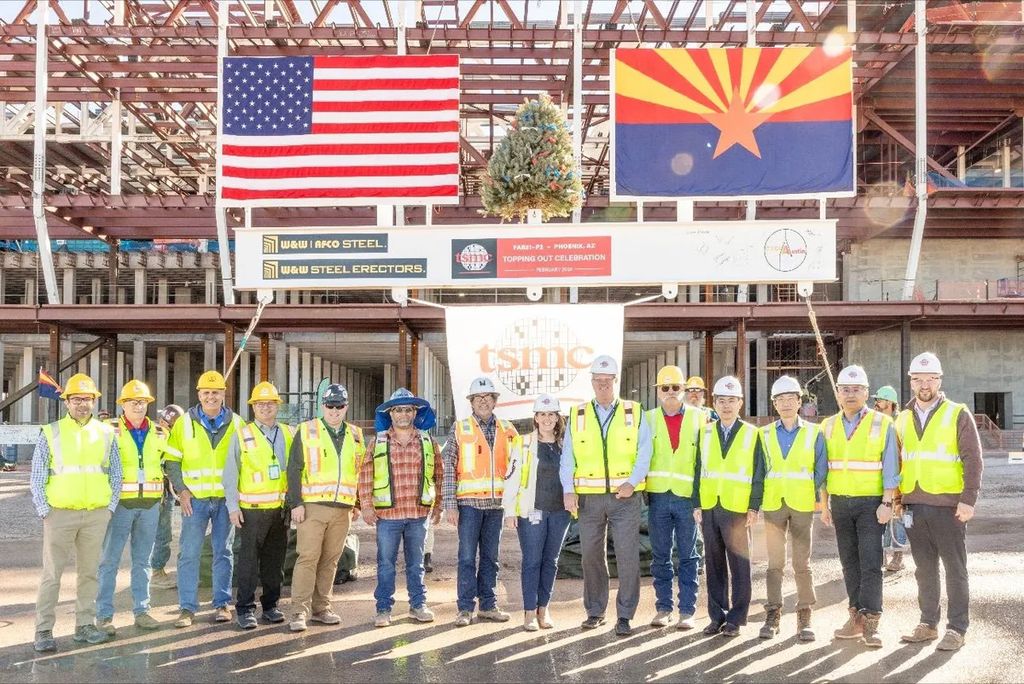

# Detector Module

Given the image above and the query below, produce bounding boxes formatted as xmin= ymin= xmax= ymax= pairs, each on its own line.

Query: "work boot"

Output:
xmin=214 ymin=606 xmax=232 ymax=623
xmin=615 ymin=618 xmax=632 ymax=637
xmin=33 ymin=630 xmax=57 ymax=653
xmin=150 ymin=569 xmax=176 ymax=589
xmin=759 ymin=606 xmax=781 ymax=639
xmin=796 ymin=608 xmax=815 ymax=642
xmin=173 ymin=609 xmax=194 ymax=629
xmin=455 ymin=611 xmax=473 ymax=627
xmin=886 ymin=551 xmax=905 ymax=572
xmin=134 ymin=613 xmax=160 ymax=630
xmin=936 ymin=630 xmax=965 ymax=651
xmin=860 ymin=612 xmax=882 ymax=649
xmin=96 ymin=617 xmax=116 ymax=636
xmin=650 ymin=611 xmax=673 ymax=628
xmin=901 ymin=623 xmax=939 ymax=643
xmin=833 ymin=607 xmax=864 ymax=640
xmin=73 ymin=624 xmax=109 ymax=645
xmin=423 ymin=552 xmax=434 ymax=574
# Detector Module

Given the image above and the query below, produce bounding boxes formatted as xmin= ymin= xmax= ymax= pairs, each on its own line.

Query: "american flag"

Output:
xmin=219 ymin=54 xmax=460 ymax=207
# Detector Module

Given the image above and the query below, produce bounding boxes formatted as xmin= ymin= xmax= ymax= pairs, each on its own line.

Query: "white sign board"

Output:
xmin=0 ymin=425 xmax=41 ymax=445
xmin=445 ymin=304 xmax=624 ymax=421
xmin=234 ymin=220 xmax=836 ymax=290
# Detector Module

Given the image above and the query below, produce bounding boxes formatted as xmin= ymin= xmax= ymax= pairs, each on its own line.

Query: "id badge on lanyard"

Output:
xmin=268 ymin=462 xmax=281 ymax=480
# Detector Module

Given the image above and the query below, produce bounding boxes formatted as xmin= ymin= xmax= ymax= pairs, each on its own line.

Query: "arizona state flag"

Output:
xmin=612 ymin=46 xmax=854 ymax=199
xmin=37 ymin=368 xmax=62 ymax=400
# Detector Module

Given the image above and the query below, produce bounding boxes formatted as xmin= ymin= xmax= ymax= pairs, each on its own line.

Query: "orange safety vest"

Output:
xmin=454 ymin=415 xmax=518 ymax=500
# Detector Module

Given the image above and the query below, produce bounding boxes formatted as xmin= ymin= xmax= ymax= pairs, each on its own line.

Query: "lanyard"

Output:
xmin=258 ymin=424 xmax=280 ymax=460
xmin=593 ymin=400 xmax=618 ymax=437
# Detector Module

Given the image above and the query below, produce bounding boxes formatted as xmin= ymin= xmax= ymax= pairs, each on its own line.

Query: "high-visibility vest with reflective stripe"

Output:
xmin=371 ymin=432 xmax=436 ymax=509
xmin=237 ymin=422 xmax=294 ymax=509
xmin=42 ymin=415 xmax=114 ymax=510
xmin=570 ymin=400 xmax=644 ymax=494
xmin=895 ymin=400 xmax=966 ymax=496
xmin=512 ymin=433 xmax=535 ymax=517
xmin=823 ymin=409 xmax=889 ymax=497
xmin=455 ymin=416 xmax=517 ymax=500
xmin=699 ymin=421 xmax=758 ymax=513
xmin=761 ymin=420 xmax=819 ymax=513
xmin=645 ymin=407 xmax=702 ymax=497
xmin=299 ymin=419 xmax=363 ymax=505
xmin=169 ymin=411 xmax=242 ymax=499
xmin=111 ymin=417 xmax=167 ymax=500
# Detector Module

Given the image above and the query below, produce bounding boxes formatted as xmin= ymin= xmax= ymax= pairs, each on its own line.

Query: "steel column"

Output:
xmin=32 ymin=1 xmax=60 ymax=304
xmin=901 ymin=0 xmax=928 ymax=301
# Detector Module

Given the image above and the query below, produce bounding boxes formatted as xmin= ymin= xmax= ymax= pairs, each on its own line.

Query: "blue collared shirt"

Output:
xmin=559 ymin=399 xmax=653 ymax=493
xmin=774 ymin=418 xmax=829 ymax=490
xmin=839 ymin=408 xmax=901 ymax=490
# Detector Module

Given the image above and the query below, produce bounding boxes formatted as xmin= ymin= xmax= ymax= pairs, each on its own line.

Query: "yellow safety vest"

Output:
xmin=823 ymin=409 xmax=889 ymax=497
xmin=570 ymin=400 xmax=644 ymax=494
xmin=455 ymin=416 xmax=517 ymax=500
xmin=42 ymin=415 xmax=114 ymax=510
xmin=699 ymin=421 xmax=758 ymax=513
xmin=645 ymin=407 xmax=702 ymax=497
xmin=167 ymin=410 xmax=243 ymax=498
xmin=371 ymin=431 xmax=436 ymax=509
xmin=761 ymin=420 xmax=819 ymax=513
xmin=299 ymin=419 xmax=363 ymax=505
xmin=895 ymin=400 xmax=966 ymax=496
xmin=111 ymin=417 xmax=171 ymax=500
xmin=237 ymin=422 xmax=294 ymax=509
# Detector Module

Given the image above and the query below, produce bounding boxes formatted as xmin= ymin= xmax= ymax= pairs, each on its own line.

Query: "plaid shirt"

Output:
xmin=30 ymin=421 xmax=123 ymax=518
xmin=441 ymin=414 xmax=505 ymax=511
xmin=359 ymin=429 xmax=443 ymax=520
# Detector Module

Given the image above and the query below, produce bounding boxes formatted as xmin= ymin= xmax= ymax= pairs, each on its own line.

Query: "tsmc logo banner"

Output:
xmin=445 ymin=304 xmax=625 ymax=421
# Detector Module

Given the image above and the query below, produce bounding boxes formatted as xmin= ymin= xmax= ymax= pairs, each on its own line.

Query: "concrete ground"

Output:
xmin=1 ymin=459 xmax=1023 ymax=683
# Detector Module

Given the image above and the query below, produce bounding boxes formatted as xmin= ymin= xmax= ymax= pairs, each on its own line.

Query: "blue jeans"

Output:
xmin=883 ymin=517 xmax=909 ymax=551
xmin=177 ymin=497 xmax=233 ymax=613
xmin=96 ymin=503 xmax=161 ymax=618
xmin=649 ymin=492 xmax=699 ymax=615
xmin=516 ymin=510 xmax=570 ymax=611
xmin=456 ymin=505 xmax=503 ymax=612
xmin=150 ymin=491 xmax=174 ymax=571
xmin=1 ymin=444 xmax=16 ymax=465
xmin=374 ymin=517 xmax=428 ymax=613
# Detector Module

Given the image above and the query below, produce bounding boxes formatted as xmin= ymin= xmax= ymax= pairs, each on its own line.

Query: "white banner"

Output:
xmin=445 ymin=304 xmax=624 ymax=421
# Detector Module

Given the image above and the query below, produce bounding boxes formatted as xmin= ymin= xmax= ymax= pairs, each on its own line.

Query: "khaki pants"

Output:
xmin=291 ymin=503 xmax=351 ymax=618
xmin=36 ymin=507 xmax=111 ymax=632
xmin=763 ymin=505 xmax=816 ymax=611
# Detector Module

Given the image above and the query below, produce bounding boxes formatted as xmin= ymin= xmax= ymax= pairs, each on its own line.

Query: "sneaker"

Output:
xmin=423 ymin=552 xmax=434 ymax=574
xmin=537 ymin=607 xmax=555 ymax=629
xmin=409 ymin=606 xmax=435 ymax=623
xmin=581 ymin=615 xmax=606 ymax=630
xmin=834 ymin=607 xmax=864 ymax=640
xmin=615 ymin=618 xmax=632 ymax=637
xmin=289 ymin=613 xmax=308 ymax=632
xmin=677 ymin=613 xmax=696 ymax=631
xmin=901 ymin=623 xmax=939 ymax=643
xmin=650 ymin=611 xmax=673 ymax=628
xmin=374 ymin=611 xmax=392 ymax=628
xmin=455 ymin=610 xmax=473 ymax=627
xmin=33 ymin=630 xmax=57 ymax=653
xmin=262 ymin=607 xmax=286 ymax=624
xmin=759 ymin=607 xmax=781 ymax=639
xmin=721 ymin=623 xmax=740 ymax=638
xmin=214 ymin=606 xmax=232 ymax=623
xmin=936 ymin=630 xmax=965 ymax=651
xmin=523 ymin=612 xmax=539 ymax=632
xmin=2 ymin=463 xmax=15 ymax=472
xmin=796 ymin=607 xmax=815 ymax=642
xmin=96 ymin=617 xmax=116 ymax=636
xmin=150 ymin=569 xmax=176 ymax=589
xmin=860 ymin=613 xmax=883 ymax=649
xmin=173 ymin=610 xmax=194 ymax=629
xmin=134 ymin=613 xmax=160 ymax=630
xmin=478 ymin=608 xmax=511 ymax=622
xmin=237 ymin=611 xmax=257 ymax=630
xmin=73 ymin=624 xmax=109 ymax=645
xmin=703 ymin=621 xmax=724 ymax=636
xmin=310 ymin=609 xmax=341 ymax=625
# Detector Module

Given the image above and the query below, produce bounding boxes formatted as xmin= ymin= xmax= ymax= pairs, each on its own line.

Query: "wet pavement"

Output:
xmin=2 ymin=459 xmax=1023 ymax=682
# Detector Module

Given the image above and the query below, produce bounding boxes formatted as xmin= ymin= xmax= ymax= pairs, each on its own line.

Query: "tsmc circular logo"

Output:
xmin=454 ymin=243 xmax=493 ymax=272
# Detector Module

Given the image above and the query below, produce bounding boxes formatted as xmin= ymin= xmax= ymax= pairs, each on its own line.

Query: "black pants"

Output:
xmin=905 ymin=503 xmax=970 ymax=634
xmin=831 ymin=495 xmax=884 ymax=613
xmin=702 ymin=507 xmax=751 ymax=626
xmin=234 ymin=507 xmax=288 ymax=613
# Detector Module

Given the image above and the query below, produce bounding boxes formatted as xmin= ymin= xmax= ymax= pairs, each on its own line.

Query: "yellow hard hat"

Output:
xmin=684 ymin=376 xmax=706 ymax=391
xmin=248 ymin=381 xmax=282 ymax=404
xmin=61 ymin=373 xmax=101 ymax=399
xmin=117 ymin=379 xmax=155 ymax=404
xmin=656 ymin=365 xmax=685 ymax=386
xmin=196 ymin=370 xmax=227 ymax=390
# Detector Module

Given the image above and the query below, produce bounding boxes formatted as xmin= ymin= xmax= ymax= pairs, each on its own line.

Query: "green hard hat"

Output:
xmin=871 ymin=385 xmax=899 ymax=403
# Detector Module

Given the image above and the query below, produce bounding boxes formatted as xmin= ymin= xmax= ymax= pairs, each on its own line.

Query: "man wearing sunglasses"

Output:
xmin=683 ymin=376 xmax=718 ymax=423
xmin=286 ymin=383 xmax=365 ymax=632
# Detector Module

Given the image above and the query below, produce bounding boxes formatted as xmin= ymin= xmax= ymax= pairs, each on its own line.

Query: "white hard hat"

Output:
xmin=590 ymin=354 xmax=619 ymax=375
xmin=837 ymin=365 xmax=869 ymax=387
xmin=712 ymin=376 xmax=744 ymax=398
xmin=466 ymin=376 xmax=498 ymax=399
xmin=532 ymin=393 xmax=561 ymax=413
xmin=770 ymin=375 xmax=802 ymax=398
xmin=908 ymin=351 xmax=943 ymax=376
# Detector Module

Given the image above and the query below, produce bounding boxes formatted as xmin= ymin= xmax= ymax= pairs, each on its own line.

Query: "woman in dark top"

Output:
xmin=502 ymin=393 xmax=570 ymax=632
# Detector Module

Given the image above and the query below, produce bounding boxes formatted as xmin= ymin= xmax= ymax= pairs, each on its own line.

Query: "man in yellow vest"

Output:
xmin=31 ymin=373 xmax=122 ymax=652
xmin=95 ymin=380 xmax=179 ymax=636
xmin=684 ymin=375 xmax=718 ymax=422
xmin=223 ymin=381 xmax=293 ymax=630
xmin=359 ymin=388 xmax=443 ymax=628
xmin=442 ymin=376 xmax=518 ymax=627
xmin=820 ymin=365 xmax=900 ymax=649
xmin=285 ymin=383 xmax=364 ymax=632
xmin=646 ymin=365 xmax=703 ymax=631
xmin=758 ymin=375 xmax=828 ymax=642
xmin=164 ymin=369 xmax=243 ymax=628
xmin=692 ymin=376 xmax=765 ymax=638
xmin=561 ymin=355 xmax=653 ymax=637
xmin=895 ymin=352 xmax=983 ymax=652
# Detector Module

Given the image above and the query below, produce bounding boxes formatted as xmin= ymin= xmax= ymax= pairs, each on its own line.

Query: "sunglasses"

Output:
xmin=659 ymin=384 xmax=681 ymax=392
xmin=323 ymin=403 xmax=347 ymax=410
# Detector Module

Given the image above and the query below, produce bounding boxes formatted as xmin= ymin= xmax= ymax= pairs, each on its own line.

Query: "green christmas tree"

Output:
xmin=481 ymin=94 xmax=584 ymax=222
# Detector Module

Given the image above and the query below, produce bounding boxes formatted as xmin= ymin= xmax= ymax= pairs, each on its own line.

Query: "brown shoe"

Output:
xmin=901 ymin=623 xmax=939 ymax=643
xmin=214 ymin=606 xmax=232 ymax=623
xmin=936 ymin=630 xmax=965 ymax=651
xmin=886 ymin=551 xmax=905 ymax=572
xmin=758 ymin=606 xmax=781 ymax=639
xmin=796 ymin=607 xmax=815 ymax=642
xmin=834 ymin=607 xmax=864 ymax=640
xmin=860 ymin=612 xmax=882 ymax=649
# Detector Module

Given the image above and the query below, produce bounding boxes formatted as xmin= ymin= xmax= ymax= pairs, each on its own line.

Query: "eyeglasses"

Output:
xmin=67 ymin=397 xmax=95 ymax=406
xmin=390 ymin=406 xmax=416 ymax=414
xmin=122 ymin=399 xmax=148 ymax=408
xmin=252 ymin=401 xmax=278 ymax=409
xmin=685 ymin=388 xmax=704 ymax=394
xmin=323 ymin=404 xmax=347 ymax=410
xmin=659 ymin=384 xmax=681 ymax=392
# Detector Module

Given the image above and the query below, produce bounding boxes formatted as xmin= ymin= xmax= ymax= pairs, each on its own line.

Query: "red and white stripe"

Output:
xmin=219 ymin=54 xmax=460 ymax=207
